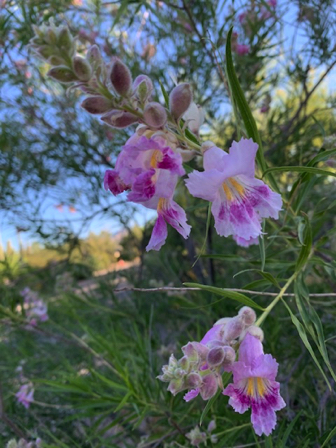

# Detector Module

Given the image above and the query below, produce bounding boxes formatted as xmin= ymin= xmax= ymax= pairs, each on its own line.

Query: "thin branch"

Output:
xmin=113 ymin=286 xmax=336 ymax=297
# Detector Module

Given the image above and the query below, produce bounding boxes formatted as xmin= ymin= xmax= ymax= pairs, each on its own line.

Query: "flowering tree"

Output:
xmin=1 ymin=1 xmax=336 ymax=446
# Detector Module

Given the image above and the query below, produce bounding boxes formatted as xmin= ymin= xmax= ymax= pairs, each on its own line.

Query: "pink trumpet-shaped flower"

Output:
xmin=185 ymin=138 xmax=282 ymax=241
xmin=223 ymin=333 xmax=286 ymax=436
xmin=146 ymin=196 xmax=191 ymax=251
xmin=16 ymin=384 xmax=34 ymax=409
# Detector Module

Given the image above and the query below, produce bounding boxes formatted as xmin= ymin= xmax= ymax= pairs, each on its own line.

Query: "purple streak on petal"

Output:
xmin=161 ymin=200 xmax=191 ymax=239
xmin=127 ymin=169 xmax=156 ymax=202
xmin=157 ymin=147 xmax=185 ymax=176
xmin=104 ymin=170 xmax=129 ymax=195
xmin=184 ymin=388 xmax=200 ymax=402
xmin=146 ymin=215 xmax=168 ymax=251
xmin=222 ymin=383 xmax=250 ymax=414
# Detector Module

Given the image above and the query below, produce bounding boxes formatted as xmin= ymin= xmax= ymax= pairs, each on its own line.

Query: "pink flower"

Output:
xmin=185 ymin=138 xmax=282 ymax=241
xmin=146 ymin=197 xmax=191 ymax=251
xmin=104 ymin=135 xmax=184 ymax=201
xmin=16 ymin=384 xmax=34 ymax=409
xmin=105 ymin=134 xmax=190 ymax=251
xmin=236 ymin=44 xmax=250 ymax=55
xmin=234 ymin=235 xmax=259 ymax=247
xmin=223 ymin=333 xmax=286 ymax=436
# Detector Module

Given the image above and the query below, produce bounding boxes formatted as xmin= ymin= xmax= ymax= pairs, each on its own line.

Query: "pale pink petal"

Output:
xmin=203 ymin=145 xmax=228 ymax=171
xmin=185 ymin=170 xmax=224 ymax=202
xmin=146 ymin=215 xmax=168 ymax=251
xmin=184 ymin=388 xmax=200 ymax=402
xmin=160 ymin=200 xmax=191 ymax=239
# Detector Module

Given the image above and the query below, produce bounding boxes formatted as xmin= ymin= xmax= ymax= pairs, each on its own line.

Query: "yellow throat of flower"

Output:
xmin=222 ymin=177 xmax=245 ymax=201
xmin=247 ymin=377 xmax=266 ymax=398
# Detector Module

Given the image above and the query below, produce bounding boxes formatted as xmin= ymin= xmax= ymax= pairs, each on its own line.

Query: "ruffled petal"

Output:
xmin=203 ymin=145 xmax=228 ymax=171
xmin=239 ymin=333 xmax=264 ymax=367
xmin=184 ymin=388 xmax=200 ymax=402
xmin=157 ymin=147 xmax=185 ymax=176
xmin=146 ymin=215 xmax=168 ymax=251
xmin=226 ymin=138 xmax=258 ymax=178
xmin=104 ymin=169 xmax=129 ymax=195
xmin=160 ymin=199 xmax=191 ymax=239
xmin=222 ymin=383 xmax=250 ymax=414
xmin=185 ymin=170 xmax=224 ymax=202
xmin=127 ymin=169 xmax=156 ymax=202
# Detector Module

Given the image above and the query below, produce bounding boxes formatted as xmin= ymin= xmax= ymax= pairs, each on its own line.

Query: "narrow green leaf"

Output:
xmin=263 ymin=166 xmax=336 ymax=178
xmin=159 ymin=80 xmax=169 ymax=107
xmin=276 ymin=411 xmax=302 ymax=448
xmin=183 ymin=283 xmax=265 ymax=310
xmin=282 ymin=299 xmax=331 ymax=389
xmin=321 ymin=425 xmax=336 ymax=448
xmin=192 ymin=203 xmax=212 ymax=267
xmin=225 ymin=28 xmax=266 ymax=171
xmin=111 ymin=0 xmax=129 ymax=30
xmin=296 ymin=213 xmax=312 ymax=271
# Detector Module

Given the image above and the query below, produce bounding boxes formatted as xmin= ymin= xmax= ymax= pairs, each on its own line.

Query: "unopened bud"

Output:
xmin=176 ymin=147 xmax=196 ymax=162
xmin=133 ymin=74 xmax=153 ymax=102
xmin=48 ymin=55 xmax=65 ymax=66
xmin=143 ymin=102 xmax=167 ymax=128
xmin=167 ymin=377 xmax=185 ymax=395
xmin=81 ymin=96 xmax=113 ymax=114
xmin=238 ymin=306 xmax=256 ymax=326
xmin=36 ymin=45 xmax=54 ymax=60
xmin=224 ymin=317 xmax=244 ymax=341
xmin=58 ymin=26 xmax=73 ymax=49
xmin=214 ymin=317 xmax=231 ymax=326
xmin=243 ymin=325 xmax=264 ymax=342
xmin=200 ymin=374 xmax=217 ymax=400
xmin=86 ymin=44 xmax=102 ymax=70
xmin=73 ymin=56 xmax=92 ymax=81
xmin=101 ymin=110 xmax=138 ymax=128
xmin=223 ymin=346 xmax=236 ymax=366
xmin=47 ymin=66 xmax=78 ymax=83
xmin=169 ymin=83 xmax=193 ymax=120
xmin=183 ymin=102 xmax=205 ymax=134
xmin=182 ymin=342 xmax=198 ymax=362
xmin=186 ymin=427 xmax=207 ymax=446
xmin=178 ymin=356 xmax=189 ymax=371
xmin=46 ymin=28 xmax=57 ymax=45
xmin=187 ymin=372 xmax=202 ymax=389
xmin=207 ymin=347 xmax=225 ymax=367
xmin=110 ymin=59 xmax=132 ymax=96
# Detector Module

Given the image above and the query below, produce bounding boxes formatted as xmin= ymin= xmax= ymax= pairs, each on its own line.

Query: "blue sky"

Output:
xmin=2 ymin=0 xmax=336 ymax=251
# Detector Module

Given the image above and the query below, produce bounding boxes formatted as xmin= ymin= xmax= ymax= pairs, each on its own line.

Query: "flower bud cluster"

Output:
xmin=158 ymin=306 xmax=261 ymax=401
xmin=20 ymin=287 xmax=48 ymax=326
